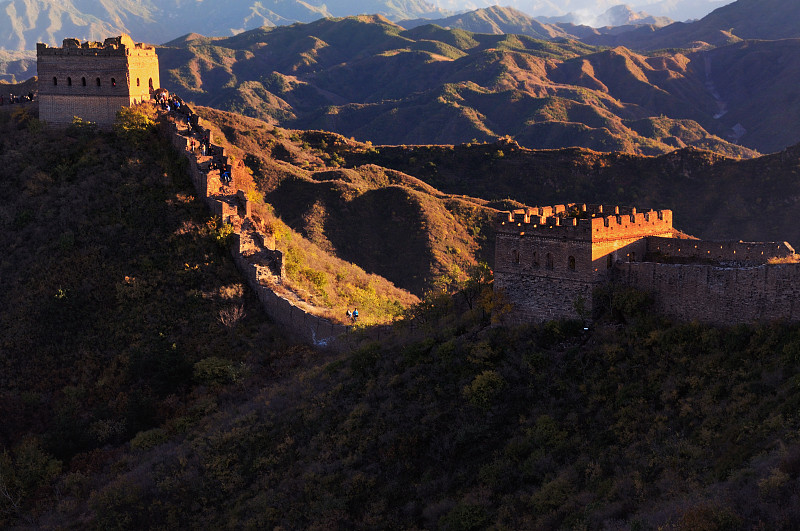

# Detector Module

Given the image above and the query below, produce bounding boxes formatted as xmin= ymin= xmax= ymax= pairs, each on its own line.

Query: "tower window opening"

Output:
xmin=149 ymin=78 xmax=153 ymax=90
xmin=607 ymin=254 xmax=613 ymax=269
xmin=136 ymin=78 xmax=140 ymax=87
xmin=96 ymin=77 xmax=101 ymax=86
xmin=546 ymin=253 xmax=554 ymax=270
xmin=568 ymin=256 xmax=576 ymax=271
xmin=53 ymin=77 xmax=57 ymax=86
xmin=67 ymin=77 xmax=72 ymax=86
xmin=512 ymin=249 xmax=520 ymax=265
xmin=111 ymin=78 xmax=116 ymax=87
xmin=82 ymin=77 xmax=86 ymax=86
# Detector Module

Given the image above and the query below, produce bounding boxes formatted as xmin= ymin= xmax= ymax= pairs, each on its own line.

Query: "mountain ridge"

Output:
xmin=155 ymin=16 xmax=800 ymax=155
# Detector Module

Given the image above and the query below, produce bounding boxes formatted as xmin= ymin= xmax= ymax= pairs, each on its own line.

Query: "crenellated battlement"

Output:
xmin=36 ymin=35 xmax=157 ymax=58
xmin=496 ymin=203 xmax=673 ymax=242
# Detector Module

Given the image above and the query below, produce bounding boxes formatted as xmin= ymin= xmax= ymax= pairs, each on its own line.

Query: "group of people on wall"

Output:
xmin=0 ymin=92 xmax=34 ymax=105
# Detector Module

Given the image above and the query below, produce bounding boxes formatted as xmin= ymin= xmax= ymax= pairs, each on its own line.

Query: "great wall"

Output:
xmin=165 ymin=115 xmax=360 ymax=349
xmin=37 ymin=34 xmax=800 ymax=333
xmin=495 ymin=204 xmax=800 ymax=325
xmin=34 ymin=34 xmax=372 ymax=349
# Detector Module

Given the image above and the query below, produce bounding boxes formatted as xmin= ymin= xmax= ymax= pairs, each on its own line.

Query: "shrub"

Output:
xmin=193 ymin=357 xmax=239 ymax=387
xmin=351 ymin=343 xmax=381 ymax=378
xmin=130 ymin=428 xmax=168 ymax=451
xmin=114 ymin=106 xmax=156 ymax=148
xmin=439 ymin=502 xmax=489 ymax=531
xmin=463 ymin=370 xmax=505 ymax=409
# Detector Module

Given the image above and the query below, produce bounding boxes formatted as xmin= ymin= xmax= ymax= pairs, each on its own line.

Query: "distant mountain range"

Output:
xmin=397 ymin=5 xmax=672 ymax=39
xmin=404 ymin=0 xmax=800 ymax=51
xmin=0 ymin=0 xmax=450 ymax=52
xmin=581 ymin=0 xmax=800 ymax=50
xmin=3 ymin=0 xmax=798 ymax=155
xmin=0 ymin=0 xmax=742 ymax=54
xmin=151 ymin=6 xmax=800 ymax=155
xmin=539 ymin=4 xmax=673 ymax=27
xmin=429 ymin=1 xmax=734 ymax=22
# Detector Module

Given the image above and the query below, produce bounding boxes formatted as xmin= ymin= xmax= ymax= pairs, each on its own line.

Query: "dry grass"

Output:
xmin=768 ymin=254 xmax=800 ymax=264
xmin=250 ymin=201 xmax=419 ymax=325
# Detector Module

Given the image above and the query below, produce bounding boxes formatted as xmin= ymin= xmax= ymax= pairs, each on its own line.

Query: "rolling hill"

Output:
xmin=341 ymin=138 xmax=800 ymax=248
xmin=194 ymin=106 xmax=500 ymax=296
xmin=190 ymin=103 xmax=800 ymax=260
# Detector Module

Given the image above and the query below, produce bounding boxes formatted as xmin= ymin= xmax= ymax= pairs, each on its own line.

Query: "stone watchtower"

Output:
xmin=37 ymin=34 xmax=160 ymax=126
xmin=494 ymin=203 xmax=675 ymax=323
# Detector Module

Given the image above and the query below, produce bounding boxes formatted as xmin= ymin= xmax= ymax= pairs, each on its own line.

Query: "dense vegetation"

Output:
xmin=0 ymin=105 xmax=299 ymax=525
xmin=2 ymin=100 xmax=800 ymax=530
xmin=8 ymin=239 xmax=800 ymax=528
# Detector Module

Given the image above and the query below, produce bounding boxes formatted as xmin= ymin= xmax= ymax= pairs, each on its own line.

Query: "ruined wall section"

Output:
xmin=617 ymin=261 xmax=800 ymax=324
xmin=37 ymin=35 xmax=159 ymax=126
xmin=168 ymin=118 xmax=358 ymax=349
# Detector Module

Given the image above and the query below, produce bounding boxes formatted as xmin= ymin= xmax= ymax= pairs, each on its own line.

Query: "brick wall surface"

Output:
xmin=617 ymin=261 xmax=800 ymax=324
xmin=496 ymin=271 xmax=595 ymax=324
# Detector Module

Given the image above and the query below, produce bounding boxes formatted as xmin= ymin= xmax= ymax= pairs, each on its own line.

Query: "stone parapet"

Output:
xmin=497 ymin=203 xmax=673 ymax=243
xmin=647 ymin=237 xmax=795 ymax=265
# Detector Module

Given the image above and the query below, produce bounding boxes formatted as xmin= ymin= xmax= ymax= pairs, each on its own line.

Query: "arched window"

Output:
xmin=82 ymin=77 xmax=86 ymax=86
xmin=136 ymin=78 xmax=140 ymax=87
xmin=546 ymin=253 xmax=554 ymax=270
xmin=512 ymin=249 xmax=520 ymax=265
xmin=53 ymin=77 xmax=57 ymax=86
xmin=149 ymin=78 xmax=153 ymax=90
xmin=96 ymin=77 xmax=101 ymax=86
xmin=111 ymin=78 xmax=116 ymax=87
xmin=67 ymin=77 xmax=72 ymax=86
xmin=568 ymin=256 xmax=576 ymax=271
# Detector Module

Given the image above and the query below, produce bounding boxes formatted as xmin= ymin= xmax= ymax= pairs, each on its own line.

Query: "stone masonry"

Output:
xmin=495 ymin=203 xmax=799 ymax=325
xmin=37 ymin=35 xmax=160 ymax=126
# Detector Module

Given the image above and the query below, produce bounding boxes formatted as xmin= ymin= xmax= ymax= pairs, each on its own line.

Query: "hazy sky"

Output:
xmin=430 ymin=0 xmax=737 ymax=22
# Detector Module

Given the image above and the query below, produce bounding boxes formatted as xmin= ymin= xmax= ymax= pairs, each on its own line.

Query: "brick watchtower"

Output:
xmin=37 ymin=34 xmax=160 ymax=126
xmin=494 ymin=203 xmax=674 ymax=323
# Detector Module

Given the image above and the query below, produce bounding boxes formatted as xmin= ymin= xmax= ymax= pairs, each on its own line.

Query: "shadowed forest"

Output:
xmin=1 ymin=103 xmax=800 ymax=528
